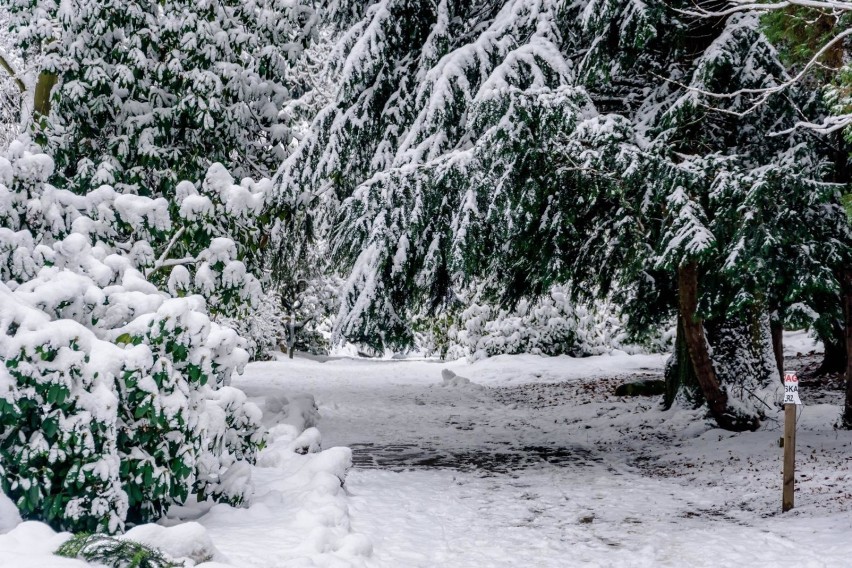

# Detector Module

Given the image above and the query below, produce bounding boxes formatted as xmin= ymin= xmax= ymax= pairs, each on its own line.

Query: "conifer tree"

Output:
xmin=755 ymin=0 xmax=852 ymax=426
xmin=275 ymin=0 xmax=852 ymax=429
xmin=275 ymin=0 xmax=601 ymax=349
xmin=569 ymin=5 xmax=852 ymax=427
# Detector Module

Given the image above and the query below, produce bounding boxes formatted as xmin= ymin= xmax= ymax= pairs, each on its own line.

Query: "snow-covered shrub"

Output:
xmin=293 ymin=276 xmax=343 ymax=356
xmin=423 ymin=287 xmax=666 ymax=361
xmin=0 ymin=142 xmax=263 ymax=532
xmin=159 ymin=165 xmax=267 ymax=318
xmin=220 ymin=275 xmax=342 ymax=360
xmin=112 ymin=297 xmax=258 ymax=523
xmin=3 ymin=0 xmax=318 ymax=195
xmin=218 ymin=287 xmax=286 ymax=360
xmin=0 ymin=289 xmax=127 ymax=533
xmin=195 ymin=386 xmax=263 ymax=505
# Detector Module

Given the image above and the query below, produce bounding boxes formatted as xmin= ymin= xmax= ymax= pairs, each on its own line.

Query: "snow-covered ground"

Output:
xmin=3 ymin=333 xmax=850 ymax=567
xmin=224 ymin=348 xmax=851 ymax=568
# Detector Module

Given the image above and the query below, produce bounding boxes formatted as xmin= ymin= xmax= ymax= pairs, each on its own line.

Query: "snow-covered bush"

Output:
xmin=292 ymin=276 xmax=343 ymax=356
xmin=3 ymin=0 xmax=317 ymax=195
xmin=195 ymin=386 xmax=262 ymax=505
xmin=220 ymin=275 xmax=342 ymax=360
xmin=159 ymin=164 xmax=267 ymax=318
xmin=0 ymin=289 xmax=127 ymax=533
xmin=420 ymin=287 xmax=670 ymax=361
xmin=0 ymin=142 xmax=263 ymax=532
xmin=218 ymin=287 xmax=287 ymax=360
xmin=0 ymin=8 xmax=24 ymax=150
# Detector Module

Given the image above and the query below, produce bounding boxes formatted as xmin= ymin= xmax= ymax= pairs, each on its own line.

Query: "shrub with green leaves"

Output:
xmin=0 ymin=316 xmax=127 ymax=533
xmin=0 ymin=143 xmax=264 ymax=532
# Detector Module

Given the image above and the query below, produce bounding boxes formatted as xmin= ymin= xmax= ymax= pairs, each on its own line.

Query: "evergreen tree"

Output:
xmin=274 ymin=0 xmax=852 ymax=429
xmin=274 ymin=0 xmax=602 ymax=350
xmin=571 ymin=6 xmax=852 ymax=428
xmin=757 ymin=0 xmax=852 ymax=426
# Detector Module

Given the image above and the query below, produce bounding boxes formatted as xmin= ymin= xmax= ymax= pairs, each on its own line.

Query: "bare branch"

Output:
xmin=668 ymin=0 xmax=852 ymax=136
xmin=145 ymin=226 xmax=189 ymax=278
xmin=655 ymin=27 xmax=852 ymax=103
xmin=679 ymin=0 xmax=852 ymax=18
xmin=771 ymin=114 xmax=852 ymax=136
xmin=0 ymin=52 xmax=26 ymax=94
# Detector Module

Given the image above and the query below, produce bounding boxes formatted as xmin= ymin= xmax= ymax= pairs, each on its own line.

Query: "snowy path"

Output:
xmin=222 ymin=350 xmax=852 ymax=568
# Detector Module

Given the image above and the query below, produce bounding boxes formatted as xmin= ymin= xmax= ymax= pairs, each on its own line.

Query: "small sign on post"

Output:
xmin=783 ymin=372 xmax=802 ymax=405
xmin=782 ymin=372 xmax=801 ymax=512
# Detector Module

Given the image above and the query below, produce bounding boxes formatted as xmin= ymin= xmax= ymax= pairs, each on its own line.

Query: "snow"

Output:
xmin=218 ymin=349 xmax=849 ymax=567
xmin=123 ymin=522 xmax=224 ymax=565
xmin=783 ymin=329 xmax=822 ymax=357
xmin=2 ymin=344 xmax=850 ymax=567
xmin=0 ymin=492 xmax=21 ymax=535
xmin=439 ymin=368 xmax=482 ymax=389
xmin=0 ymin=522 xmax=88 ymax=568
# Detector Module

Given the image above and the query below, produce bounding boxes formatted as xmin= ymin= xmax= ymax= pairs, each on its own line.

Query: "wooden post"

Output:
xmin=782 ymin=402 xmax=796 ymax=512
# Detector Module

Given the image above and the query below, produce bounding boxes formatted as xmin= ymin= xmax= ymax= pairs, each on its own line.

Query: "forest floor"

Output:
xmin=3 ymin=332 xmax=850 ymax=567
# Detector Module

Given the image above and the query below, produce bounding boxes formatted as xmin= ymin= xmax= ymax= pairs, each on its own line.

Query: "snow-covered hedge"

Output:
xmin=0 ymin=141 xmax=264 ymax=533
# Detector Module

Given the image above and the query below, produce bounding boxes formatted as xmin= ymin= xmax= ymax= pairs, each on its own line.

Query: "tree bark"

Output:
xmin=842 ymin=268 xmax=852 ymax=428
xmin=771 ymin=318 xmax=784 ymax=382
xmin=0 ymin=53 xmax=26 ymax=94
xmin=677 ymin=262 xmax=759 ymax=431
xmin=287 ymin=314 xmax=297 ymax=359
xmin=664 ymin=315 xmax=701 ymax=409
xmin=816 ymin=319 xmax=847 ymax=376
xmin=33 ymin=72 xmax=57 ymax=119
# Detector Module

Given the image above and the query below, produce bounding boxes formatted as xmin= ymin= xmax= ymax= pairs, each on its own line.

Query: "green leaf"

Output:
xmin=115 ymin=333 xmax=133 ymax=345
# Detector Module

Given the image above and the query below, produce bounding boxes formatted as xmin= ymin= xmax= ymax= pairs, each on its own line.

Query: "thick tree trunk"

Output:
xmin=664 ymin=316 xmax=701 ymax=409
xmin=816 ymin=320 xmax=847 ymax=376
xmin=677 ymin=263 xmax=759 ymax=431
xmin=33 ymin=72 xmax=57 ymax=119
xmin=771 ymin=318 xmax=784 ymax=382
xmin=842 ymin=268 xmax=852 ymax=428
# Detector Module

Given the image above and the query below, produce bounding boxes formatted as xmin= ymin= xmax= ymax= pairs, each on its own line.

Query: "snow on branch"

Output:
xmin=679 ymin=0 xmax=852 ymax=18
xmin=662 ymin=3 xmax=852 ymax=132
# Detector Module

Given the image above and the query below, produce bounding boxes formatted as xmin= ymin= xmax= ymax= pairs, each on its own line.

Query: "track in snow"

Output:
xmin=349 ymin=442 xmax=601 ymax=473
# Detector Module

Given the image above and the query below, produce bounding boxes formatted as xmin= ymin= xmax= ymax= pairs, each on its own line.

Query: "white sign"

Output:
xmin=783 ymin=373 xmax=802 ymax=405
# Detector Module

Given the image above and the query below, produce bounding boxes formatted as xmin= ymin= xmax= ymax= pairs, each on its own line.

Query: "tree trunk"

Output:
xmin=771 ymin=318 xmax=784 ymax=382
xmin=842 ymin=268 xmax=852 ymax=428
xmin=33 ymin=72 xmax=57 ymax=119
xmin=816 ymin=319 xmax=847 ymax=376
xmin=287 ymin=315 xmax=296 ymax=359
xmin=664 ymin=315 xmax=701 ymax=409
xmin=677 ymin=262 xmax=759 ymax=431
